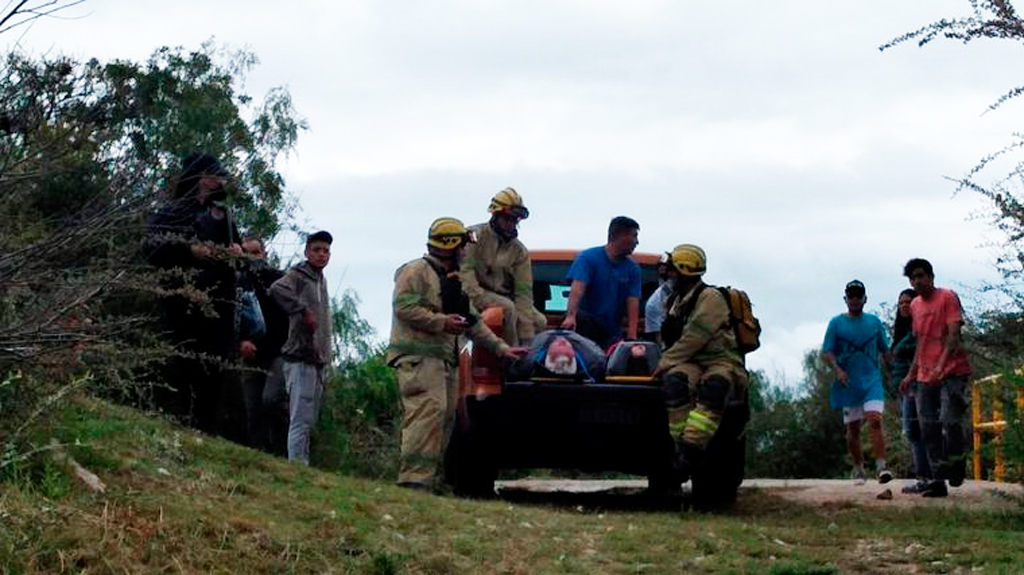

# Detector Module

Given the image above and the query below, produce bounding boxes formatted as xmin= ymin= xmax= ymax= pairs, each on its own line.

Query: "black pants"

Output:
xmin=916 ymin=375 xmax=970 ymax=482
xmin=239 ymin=356 xmax=288 ymax=455
xmin=158 ymin=354 xmax=228 ymax=437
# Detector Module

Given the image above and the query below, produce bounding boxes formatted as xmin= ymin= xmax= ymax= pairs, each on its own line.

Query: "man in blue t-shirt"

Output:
xmin=822 ymin=279 xmax=893 ymax=486
xmin=560 ymin=216 xmax=642 ymax=349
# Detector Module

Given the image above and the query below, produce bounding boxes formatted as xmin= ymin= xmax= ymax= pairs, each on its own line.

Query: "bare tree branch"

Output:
xmin=0 ymin=0 xmax=86 ymax=36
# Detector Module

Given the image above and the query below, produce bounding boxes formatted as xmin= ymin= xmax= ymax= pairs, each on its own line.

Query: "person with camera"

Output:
xmin=387 ymin=217 xmax=526 ymax=492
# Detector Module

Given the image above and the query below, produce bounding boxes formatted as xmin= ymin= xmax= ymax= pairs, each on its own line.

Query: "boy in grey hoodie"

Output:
xmin=270 ymin=231 xmax=334 ymax=464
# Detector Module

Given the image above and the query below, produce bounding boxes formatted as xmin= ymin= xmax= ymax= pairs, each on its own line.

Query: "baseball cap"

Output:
xmin=845 ymin=279 xmax=866 ymax=295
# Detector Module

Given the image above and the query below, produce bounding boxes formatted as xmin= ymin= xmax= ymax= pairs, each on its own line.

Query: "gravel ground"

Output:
xmin=496 ymin=478 xmax=1023 ymax=511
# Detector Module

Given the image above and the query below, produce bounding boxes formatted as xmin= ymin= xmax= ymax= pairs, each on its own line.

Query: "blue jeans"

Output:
xmin=915 ymin=375 xmax=970 ymax=483
xmin=901 ymin=391 xmax=931 ymax=478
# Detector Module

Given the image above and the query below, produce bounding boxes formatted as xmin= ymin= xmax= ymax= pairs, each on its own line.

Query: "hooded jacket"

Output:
xmin=270 ymin=261 xmax=333 ymax=366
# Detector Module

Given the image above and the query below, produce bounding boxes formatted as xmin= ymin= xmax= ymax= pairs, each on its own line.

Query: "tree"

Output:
xmin=332 ymin=290 xmax=379 ymax=365
xmin=883 ymin=1 xmax=1024 ymax=483
xmin=745 ymin=353 xmax=848 ymax=478
xmin=882 ymin=2 xmax=1024 ymax=288
xmin=882 ymin=3 xmax=1024 ymax=369
xmin=0 ymin=43 xmax=305 ymax=470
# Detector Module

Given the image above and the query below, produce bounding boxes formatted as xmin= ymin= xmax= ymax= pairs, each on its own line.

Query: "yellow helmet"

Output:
xmin=428 ymin=217 xmax=475 ymax=250
xmin=669 ymin=244 xmax=706 ymax=276
xmin=488 ymin=187 xmax=529 ymax=219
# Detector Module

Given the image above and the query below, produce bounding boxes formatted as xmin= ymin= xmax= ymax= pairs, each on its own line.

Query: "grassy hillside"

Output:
xmin=2 ymin=397 xmax=1024 ymax=574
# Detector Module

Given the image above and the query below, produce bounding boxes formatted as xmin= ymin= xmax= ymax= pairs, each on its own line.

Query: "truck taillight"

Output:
xmin=472 ymin=345 xmax=503 ymax=387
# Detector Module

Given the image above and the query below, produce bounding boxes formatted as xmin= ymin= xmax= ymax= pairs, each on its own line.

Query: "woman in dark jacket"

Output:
xmin=892 ymin=288 xmax=930 ymax=493
xmin=144 ymin=153 xmax=241 ymax=434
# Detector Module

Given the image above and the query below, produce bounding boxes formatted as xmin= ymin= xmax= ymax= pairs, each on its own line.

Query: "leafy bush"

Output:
xmin=312 ymin=351 xmax=401 ymax=480
xmin=746 ymin=354 xmax=913 ymax=479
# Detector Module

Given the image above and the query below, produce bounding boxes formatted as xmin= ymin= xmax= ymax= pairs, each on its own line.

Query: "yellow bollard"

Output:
xmin=972 ymin=382 xmax=982 ymax=480
xmin=971 ymin=373 xmax=1015 ymax=482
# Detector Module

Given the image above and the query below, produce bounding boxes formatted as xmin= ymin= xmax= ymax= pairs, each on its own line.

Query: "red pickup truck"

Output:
xmin=447 ymin=250 xmax=748 ymax=509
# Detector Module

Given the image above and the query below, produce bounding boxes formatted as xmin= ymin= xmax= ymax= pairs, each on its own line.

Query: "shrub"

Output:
xmin=312 ymin=351 xmax=401 ymax=480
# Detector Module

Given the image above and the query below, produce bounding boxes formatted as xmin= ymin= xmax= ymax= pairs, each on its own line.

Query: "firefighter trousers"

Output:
xmin=477 ymin=292 xmax=547 ymax=346
xmin=664 ymin=363 xmax=745 ymax=450
xmin=396 ymin=355 xmax=457 ymax=487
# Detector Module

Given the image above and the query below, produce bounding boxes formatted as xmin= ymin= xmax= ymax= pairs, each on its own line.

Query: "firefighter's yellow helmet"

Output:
xmin=428 ymin=217 xmax=475 ymax=250
xmin=488 ymin=187 xmax=529 ymax=219
xmin=669 ymin=244 xmax=706 ymax=276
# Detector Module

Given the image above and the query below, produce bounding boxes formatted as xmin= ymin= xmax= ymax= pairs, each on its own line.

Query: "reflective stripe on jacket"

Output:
xmin=658 ymin=281 xmax=744 ymax=373
xmin=388 ymin=255 xmax=510 ymax=365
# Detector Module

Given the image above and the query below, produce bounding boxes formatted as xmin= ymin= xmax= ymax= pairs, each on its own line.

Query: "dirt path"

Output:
xmin=496 ymin=478 xmax=1023 ymax=512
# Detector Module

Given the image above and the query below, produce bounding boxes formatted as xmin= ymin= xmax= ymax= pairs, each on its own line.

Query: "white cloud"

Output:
xmin=746 ymin=320 xmax=830 ymax=387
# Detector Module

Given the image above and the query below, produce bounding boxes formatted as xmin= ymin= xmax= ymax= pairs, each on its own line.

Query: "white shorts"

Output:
xmin=842 ymin=400 xmax=884 ymax=424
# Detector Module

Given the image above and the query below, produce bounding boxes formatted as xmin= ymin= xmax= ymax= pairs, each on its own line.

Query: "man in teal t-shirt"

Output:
xmin=822 ymin=280 xmax=893 ymax=485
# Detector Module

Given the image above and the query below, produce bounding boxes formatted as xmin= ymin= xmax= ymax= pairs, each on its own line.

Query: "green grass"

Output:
xmin=2 ymin=397 xmax=1024 ymax=574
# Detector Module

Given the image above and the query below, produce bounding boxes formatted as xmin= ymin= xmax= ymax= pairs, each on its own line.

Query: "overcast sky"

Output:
xmin=10 ymin=0 xmax=1023 ymax=386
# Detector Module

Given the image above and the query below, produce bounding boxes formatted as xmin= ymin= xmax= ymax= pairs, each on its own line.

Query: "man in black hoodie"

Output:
xmin=237 ymin=237 xmax=289 ymax=455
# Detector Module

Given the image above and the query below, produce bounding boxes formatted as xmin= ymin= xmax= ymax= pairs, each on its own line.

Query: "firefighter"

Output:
xmin=654 ymin=244 xmax=748 ymax=480
xmin=460 ymin=188 xmax=547 ymax=346
xmin=387 ymin=217 xmax=526 ymax=492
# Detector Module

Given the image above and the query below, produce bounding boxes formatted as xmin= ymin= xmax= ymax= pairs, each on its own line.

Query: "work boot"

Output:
xmin=920 ymin=480 xmax=949 ymax=498
xmin=901 ymin=479 xmax=929 ymax=494
xmin=669 ymin=442 xmax=691 ymax=484
xmin=672 ymin=440 xmax=707 ymax=485
xmin=948 ymin=460 xmax=966 ymax=488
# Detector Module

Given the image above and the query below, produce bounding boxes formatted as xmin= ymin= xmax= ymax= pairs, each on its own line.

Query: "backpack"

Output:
xmin=663 ymin=284 xmax=761 ymax=355
xmin=238 ymin=288 xmax=267 ymax=341
xmin=716 ymin=286 xmax=761 ymax=355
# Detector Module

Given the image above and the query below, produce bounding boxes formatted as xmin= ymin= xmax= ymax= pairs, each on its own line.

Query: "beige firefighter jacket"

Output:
xmin=657 ymin=281 xmax=745 ymax=376
xmin=270 ymin=261 xmax=333 ymax=366
xmin=460 ymin=223 xmax=538 ymax=334
xmin=387 ymin=255 xmax=511 ymax=365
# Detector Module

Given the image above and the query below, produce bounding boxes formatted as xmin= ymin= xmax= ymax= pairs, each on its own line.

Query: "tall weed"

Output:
xmin=312 ymin=351 xmax=401 ymax=479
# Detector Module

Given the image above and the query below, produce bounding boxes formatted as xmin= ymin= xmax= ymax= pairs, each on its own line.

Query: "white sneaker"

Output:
xmin=877 ymin=469 xmax=893 ymax=484
xmin=851 ymin=468 xmax=866 ymax=485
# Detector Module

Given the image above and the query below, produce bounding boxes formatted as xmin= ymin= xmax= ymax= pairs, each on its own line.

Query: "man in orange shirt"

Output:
xmin=899 ymin=258 xmax=972 ymax=497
